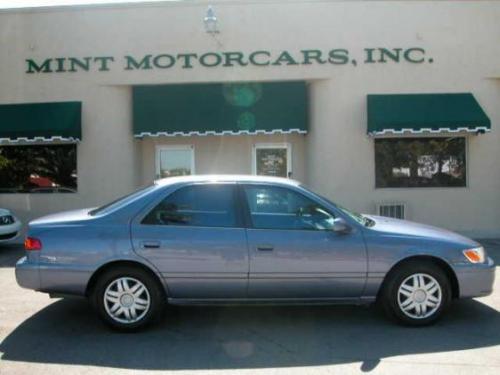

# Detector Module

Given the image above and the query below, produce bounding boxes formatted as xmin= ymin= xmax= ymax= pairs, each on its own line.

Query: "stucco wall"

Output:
xmin=0 ymin=0 xmax=499 ymax=238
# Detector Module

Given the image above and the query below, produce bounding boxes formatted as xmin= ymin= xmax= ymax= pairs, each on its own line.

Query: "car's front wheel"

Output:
xmin=91 ymin=266 xmax=165 ymax=331
xmin=381 ymin=261 xmax=452 ymax=326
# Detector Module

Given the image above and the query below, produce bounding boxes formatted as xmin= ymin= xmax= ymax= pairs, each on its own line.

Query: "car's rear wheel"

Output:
xmin=381 ymin=261 xmax=451 ymax=326
xmin=91 ymin=266 xmax=165 ymax=331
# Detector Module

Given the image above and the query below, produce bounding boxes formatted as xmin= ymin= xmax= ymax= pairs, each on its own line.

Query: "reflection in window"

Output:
xmin=0 ymin=144 xmax=77 ymax=193
xmin=158 ymin=147 xmax=193 ymax=178
xmin=142 ymin=184 xmax=237 ymax=227
xmin=375 ymin=137 xmax=466 ymax=188
xmin=244 ymin=185 xmax=334 ymax=231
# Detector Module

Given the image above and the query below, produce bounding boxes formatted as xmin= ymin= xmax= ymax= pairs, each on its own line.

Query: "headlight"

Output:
xmin=463 ymin=246 xmax=486 ymax=263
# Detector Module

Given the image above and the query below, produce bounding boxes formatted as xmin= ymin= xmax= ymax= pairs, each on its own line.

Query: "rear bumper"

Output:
xmin=15 ymin=256 xmax=40 ymax=290
xmin=455 ymin=257 xmax=496 ymax=298
xmin=16 ymin=256 xmax=91 ymax=295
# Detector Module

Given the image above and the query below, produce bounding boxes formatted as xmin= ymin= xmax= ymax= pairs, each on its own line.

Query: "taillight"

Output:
xmin=25 ymin=237 xmax=42 ymax=251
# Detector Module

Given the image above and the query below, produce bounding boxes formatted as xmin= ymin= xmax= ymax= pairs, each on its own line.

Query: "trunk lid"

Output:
xmin=29 ymin=208 xmax=94 ymax=226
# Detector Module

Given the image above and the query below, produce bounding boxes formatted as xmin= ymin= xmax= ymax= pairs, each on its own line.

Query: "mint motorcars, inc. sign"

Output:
xmin=25 ymin=48 xmax=433 ymax=73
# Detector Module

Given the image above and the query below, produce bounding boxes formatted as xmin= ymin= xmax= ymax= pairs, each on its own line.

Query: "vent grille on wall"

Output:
xmin=376 ymin=203 xmax=406 ymax=220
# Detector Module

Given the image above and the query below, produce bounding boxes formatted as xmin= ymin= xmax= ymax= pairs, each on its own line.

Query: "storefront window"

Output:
xmin=375 ymin=137 xmax=466 ymax=188
xmin=0 ymin=144 xmax=77 ymax=193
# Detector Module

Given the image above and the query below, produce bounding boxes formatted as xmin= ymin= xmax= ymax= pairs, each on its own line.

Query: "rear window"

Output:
xmin=89 ymin=185 xmax=155 ymax=216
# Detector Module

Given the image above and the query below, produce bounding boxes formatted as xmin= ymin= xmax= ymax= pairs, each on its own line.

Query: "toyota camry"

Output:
xmin=16 ymin=175 xmax=495 ymax=330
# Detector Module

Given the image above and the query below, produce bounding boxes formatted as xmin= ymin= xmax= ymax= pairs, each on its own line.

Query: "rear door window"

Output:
xmin=142 ymin=184 xmax=238 ymax=228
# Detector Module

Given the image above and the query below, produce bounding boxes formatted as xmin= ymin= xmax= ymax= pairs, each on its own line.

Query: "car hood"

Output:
xmin=365 ymin=215 xmax=479 ymax=247
xmin=30 ymin=208 xmax=93 ymax=226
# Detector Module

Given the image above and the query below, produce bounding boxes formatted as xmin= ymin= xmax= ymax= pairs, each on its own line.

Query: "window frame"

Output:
xmin=238 ymin=183 xmax=337 ymax=232
xmin=155 ymin=144 xmax=195 ymax=179
xmin=252 ymin=142 xmax=292 ymax=178
xmin=139 ymin=182 xmax=245 ymax=229
xmin=373 ymin=135 xmax=469 ymax=190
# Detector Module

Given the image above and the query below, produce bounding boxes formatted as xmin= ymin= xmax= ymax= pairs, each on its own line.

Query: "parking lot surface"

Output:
xmin=1 ymin=241 xmax=499 ymax=375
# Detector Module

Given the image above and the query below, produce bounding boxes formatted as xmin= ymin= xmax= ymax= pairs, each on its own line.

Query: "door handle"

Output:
xmin=256 ymin=244 xmax=274 ymax=251
xmin=140 ymin=241 xmax=161 ymax=249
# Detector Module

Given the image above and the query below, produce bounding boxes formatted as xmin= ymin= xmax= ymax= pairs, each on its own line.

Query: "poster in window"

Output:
xmin=256 ymin=148 xmax=287 ymax=177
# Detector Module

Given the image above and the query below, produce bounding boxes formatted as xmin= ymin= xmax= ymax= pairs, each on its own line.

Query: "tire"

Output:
xmin=381 ymin=260 xmax=452 ymax=326
xmin=91 ymin=266 xmax=166 ymax=331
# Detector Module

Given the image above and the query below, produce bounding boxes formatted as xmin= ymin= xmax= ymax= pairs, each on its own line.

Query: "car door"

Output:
xmin=241 ymin=183 xmax=367 ymax=300
xmin=131 ymin=182 xmax=249 ymax=299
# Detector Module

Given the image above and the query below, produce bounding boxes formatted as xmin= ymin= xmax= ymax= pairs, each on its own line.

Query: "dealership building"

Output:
xmin=0 ymin=0 xmax=499 ymax=238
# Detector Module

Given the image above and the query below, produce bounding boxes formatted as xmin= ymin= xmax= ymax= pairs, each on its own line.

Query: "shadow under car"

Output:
xmin=1 ymin=298 xmax=499 ymax=372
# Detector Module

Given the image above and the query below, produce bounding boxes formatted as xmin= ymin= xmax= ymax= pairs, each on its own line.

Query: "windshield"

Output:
xmin=302 ymin=185 xmax=375 ymax=227
xmin=89 ymin=184 xmax=156 ymax=216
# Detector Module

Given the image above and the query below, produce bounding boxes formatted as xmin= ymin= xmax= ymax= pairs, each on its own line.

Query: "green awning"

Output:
xmin=367 ymin=93 xmax=491 ymax=136
xmin=133 ymin=82 xmax=307 ymax=137
xmin=0 ymin=101 xmax=82 ymax=143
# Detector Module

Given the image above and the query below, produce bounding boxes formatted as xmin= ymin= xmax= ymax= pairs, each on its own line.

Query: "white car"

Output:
xmin=0 ymin=208 xmax=22 ymax=243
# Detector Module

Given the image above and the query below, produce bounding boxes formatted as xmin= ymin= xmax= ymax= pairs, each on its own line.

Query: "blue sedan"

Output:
xmin=16 ymin=175 xmax=495 ymax=330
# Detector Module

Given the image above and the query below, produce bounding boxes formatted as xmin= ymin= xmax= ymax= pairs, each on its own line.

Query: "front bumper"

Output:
xmin=455 ymin=256 xmax=496 ymax=298
xmin=15 ymin=256 xmax=40 ymax=290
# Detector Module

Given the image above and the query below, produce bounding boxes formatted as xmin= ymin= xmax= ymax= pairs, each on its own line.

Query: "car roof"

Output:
xmin=154 ymin=174 xmax=301 ymax=187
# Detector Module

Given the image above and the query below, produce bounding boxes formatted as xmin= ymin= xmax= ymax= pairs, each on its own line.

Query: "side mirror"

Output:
xmin=332 ymin=217 xmax=351 ymax=234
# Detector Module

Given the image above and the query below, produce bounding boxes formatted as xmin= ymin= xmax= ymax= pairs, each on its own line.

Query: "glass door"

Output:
xmin=252 ymin=143 xmax=291 ymax=178
xmin=155 ymin=145 xmax=195 ymax=178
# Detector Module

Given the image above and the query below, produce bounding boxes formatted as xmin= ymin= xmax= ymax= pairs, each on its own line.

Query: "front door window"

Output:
xmin=253 ymin=143 xmax=291 ymax=178
xmin=243 ymin=185 xmax=335 ymax=231
xmin=156 ymin=145 xmax=194 ymax=178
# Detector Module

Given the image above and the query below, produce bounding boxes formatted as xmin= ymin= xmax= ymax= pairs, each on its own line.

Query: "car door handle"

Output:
xmin=256 ymin=245 xmax=274 ymax=251
xmin=140 ymin=241 xmax=161 ymax=249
